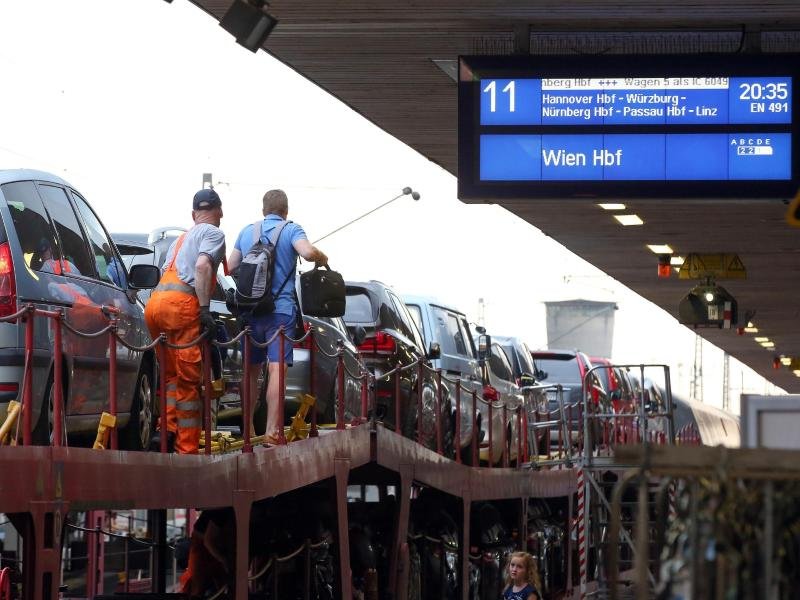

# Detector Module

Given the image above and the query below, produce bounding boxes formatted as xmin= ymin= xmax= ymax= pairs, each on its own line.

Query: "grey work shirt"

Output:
xmin=161 ymin=223 xmax=226 ymax=288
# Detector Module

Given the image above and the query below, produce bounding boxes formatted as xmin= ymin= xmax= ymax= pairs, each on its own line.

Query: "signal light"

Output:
xmin=483 ymin=385 xmax=499 ymax=401
xmin=0 ymin=243 xmax=17 ymax=318
xmin=657 ymin=254 xmax=671 ymax=278
xmin=357 ymin=331 xmax=396 ymax=355
xmin=295 ymin=321 xmax=313 ymax=350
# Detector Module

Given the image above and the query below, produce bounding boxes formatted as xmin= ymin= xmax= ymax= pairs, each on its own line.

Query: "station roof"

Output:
xmin=193 ymin=1 xmax=800 ymax=393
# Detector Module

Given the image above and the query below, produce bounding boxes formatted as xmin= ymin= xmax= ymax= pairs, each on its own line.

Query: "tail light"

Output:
xmin=482 ymin=385 xmax=499 ymax=401
xmin=0 ymin=243 xmax=16 ymax=318
xmin=295 ymin=321 xmax=313 ymax=350
xmin=358 ymin=331 xmax=396 ymax=355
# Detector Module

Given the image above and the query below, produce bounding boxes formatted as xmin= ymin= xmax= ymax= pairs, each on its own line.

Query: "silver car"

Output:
xmin=478 ymin=339 xmax=524 ymax=464
xmin=0 ymin=169 xmax=159 ymax=449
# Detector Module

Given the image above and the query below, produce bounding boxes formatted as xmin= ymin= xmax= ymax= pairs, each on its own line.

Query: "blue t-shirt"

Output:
xmin=233 ymin=214 xmax=307 ymax=315
xmin=503 ymin=583 xmax=537 ymax=600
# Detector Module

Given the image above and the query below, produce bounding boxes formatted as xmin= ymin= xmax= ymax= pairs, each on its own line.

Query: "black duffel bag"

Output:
xmin=300 ymin=265 xmax=346 ymax=317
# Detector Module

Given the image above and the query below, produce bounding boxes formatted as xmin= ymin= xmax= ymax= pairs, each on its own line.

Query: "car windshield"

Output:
xmin=595 ymin=365 xmax=612 ymax=390
xmin=533 ymin=356 xmax=580 ymax=383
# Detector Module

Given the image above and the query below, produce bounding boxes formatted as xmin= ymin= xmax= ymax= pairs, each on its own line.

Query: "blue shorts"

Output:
xmin=243 ymin=312 xmax=296 ymax=366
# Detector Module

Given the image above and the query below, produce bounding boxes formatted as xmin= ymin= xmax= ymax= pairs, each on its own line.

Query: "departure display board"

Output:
xmin=458 ymin=55 xmax=800 ymax=200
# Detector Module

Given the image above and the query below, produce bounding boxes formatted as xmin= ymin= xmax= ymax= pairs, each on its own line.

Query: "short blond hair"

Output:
xmin=262 ymin=189 xmax=288 ymax=217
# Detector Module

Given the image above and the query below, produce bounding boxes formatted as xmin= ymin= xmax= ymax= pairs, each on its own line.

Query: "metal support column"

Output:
xmin=460 ymin=495 xmax=472 ymax=600
xmin=334 ymin=458 xmax=353 ymax=600
xmin=147 ymin=509 xmax=168 ymax=593
xmin=389 ymin=463 xmax=413 ymax=599
xmin=233 ymin=489 xmax=254 ymax=600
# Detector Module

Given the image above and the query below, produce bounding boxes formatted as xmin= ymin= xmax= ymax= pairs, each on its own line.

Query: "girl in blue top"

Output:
xmin=502 ymin=551 xmax=541 ymax=600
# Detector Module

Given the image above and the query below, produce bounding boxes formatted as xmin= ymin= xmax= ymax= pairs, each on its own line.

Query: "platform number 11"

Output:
xmin=483 ymin=80 xmax=516 ymax=113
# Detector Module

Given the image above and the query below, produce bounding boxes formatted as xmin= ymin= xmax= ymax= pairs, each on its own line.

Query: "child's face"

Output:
xmin=509 ymin=557 xmax=526 ymax=584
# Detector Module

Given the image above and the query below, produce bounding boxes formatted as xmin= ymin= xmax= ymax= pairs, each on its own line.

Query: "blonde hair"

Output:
xmin=504 ymin=551 xmax=541 ymax=594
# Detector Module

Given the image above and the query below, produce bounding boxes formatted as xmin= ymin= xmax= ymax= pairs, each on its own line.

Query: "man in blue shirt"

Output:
xmin=228 ymin=189 xmax=328 ymax=445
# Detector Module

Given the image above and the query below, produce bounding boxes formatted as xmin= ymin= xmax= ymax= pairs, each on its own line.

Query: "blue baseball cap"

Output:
xmin=193 ymin=188 xmax=222 ymax=210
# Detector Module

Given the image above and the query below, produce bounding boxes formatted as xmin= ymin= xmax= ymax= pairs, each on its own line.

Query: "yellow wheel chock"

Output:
xmin=93 ymin=412 xmax=117 ymax=450
xmin=0 ymin=400 xmax=20 ymax=445
xmin=286 ymin=394 xmax=316 ymax=443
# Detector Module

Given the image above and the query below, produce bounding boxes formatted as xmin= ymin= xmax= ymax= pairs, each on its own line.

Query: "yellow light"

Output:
xmin=598 ymin=203 xmax=626 ymax=211
xmin=761 ymin=341 xmax=775 ymax=348
xmin=781 ymin=357 xmax=792 ymax=365
xmin=744 ymin=327 xmax=759 ymax=333
xmin=670 ymin=256 xmax=685 ymax=266
xmin=614 ymin=214 xmax=644 ymax=226
xmin=647 ymin=244 xmax=674 ymax=254
xmin=754 ymin=337 xmax=769 ymax=342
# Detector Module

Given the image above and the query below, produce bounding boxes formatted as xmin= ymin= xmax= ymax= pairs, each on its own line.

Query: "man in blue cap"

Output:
xmin=145 ymin=188 xmax=226 ymax=453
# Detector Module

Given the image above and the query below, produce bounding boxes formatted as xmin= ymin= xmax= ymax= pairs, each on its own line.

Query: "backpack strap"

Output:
xmin=253 ymin=219 xmax=291 ymax=249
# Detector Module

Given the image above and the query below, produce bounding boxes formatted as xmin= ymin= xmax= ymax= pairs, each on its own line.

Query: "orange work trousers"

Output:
xmin=145 ymin=288 xmax=202 ymax=454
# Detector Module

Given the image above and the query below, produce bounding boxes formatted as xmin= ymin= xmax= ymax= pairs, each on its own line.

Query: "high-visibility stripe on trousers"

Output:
xmin=145 ymin=282 xmax=202 ymax=455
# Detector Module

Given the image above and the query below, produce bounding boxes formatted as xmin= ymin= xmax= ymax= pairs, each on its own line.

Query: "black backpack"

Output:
xmin=230 ymin=220 xmax=293 ymax=316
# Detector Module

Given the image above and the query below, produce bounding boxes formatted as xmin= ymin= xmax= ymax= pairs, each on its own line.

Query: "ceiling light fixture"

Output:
xmin=761 ymin=341 xmax=775 ymax=348
xmin=754 ymin=337 xmax=769 ymax=342
xmin=614 ymin=214 xmax=644 ymax=226
xmin=599 ymin=203 xmax=626 ymax=211
xmin=670 ymin=256 xmax=685 ymax=266
xmin=648 ymin=244 xmax=674 ymax=254
xmin=744 ymin=326 xmax=759 ymax=333
xmin=781 ymin=357 xmax=792 ymax=366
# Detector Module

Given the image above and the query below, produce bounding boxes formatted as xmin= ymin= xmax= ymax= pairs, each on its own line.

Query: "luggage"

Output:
xmin=299 ymin=265 xmax=346 ymax=317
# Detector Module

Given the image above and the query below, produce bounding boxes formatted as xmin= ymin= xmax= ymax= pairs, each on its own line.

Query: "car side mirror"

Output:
xmin=427 ymin=341 xmax=441 ymax=360
xmin=351 ymin=325 xmax=367 ymax=346
xmin=128 ymin=264 xmax=160 ymax=289
xmin=477 ymin=334 xmax=491 ymax=363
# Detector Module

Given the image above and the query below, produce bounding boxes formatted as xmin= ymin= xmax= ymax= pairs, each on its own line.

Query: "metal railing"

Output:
xmin=0 ymin=302 xmax=588 ymax=473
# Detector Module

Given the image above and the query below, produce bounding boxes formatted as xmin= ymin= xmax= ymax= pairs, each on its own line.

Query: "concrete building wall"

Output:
xmin=545 ymin=299 xmax=617 ymax=358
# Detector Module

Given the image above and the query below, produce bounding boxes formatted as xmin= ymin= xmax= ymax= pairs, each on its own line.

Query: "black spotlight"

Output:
xmin=678 ymin=282 xmax=738 ymax=329
xmin=220 ymin=0 xmax=278 ymax=53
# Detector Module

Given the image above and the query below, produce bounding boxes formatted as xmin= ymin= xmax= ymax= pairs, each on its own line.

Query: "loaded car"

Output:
xmin=345 ymin=281 xmax=450 ymax=454
xmin=477 ymin=337 xmax=525 ymax=464
xmin=112 ymin=229 xmax=364 ymax=431
xmin=529 ymin=348 xmax=605 ymax=409
xmin=0 ymin=169 xmax=160 ymax=448
xmin=403 ymin=295 xmax=483 ymax=460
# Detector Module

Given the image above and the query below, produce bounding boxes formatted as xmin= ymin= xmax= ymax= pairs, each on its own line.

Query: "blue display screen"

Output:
xmin=480 ymin=133 xmax=791 ymax=181
xmin=480 ymin=78 xmax=792 ymax=127
xmin=458 ymin=55 xmax=800 ymax=199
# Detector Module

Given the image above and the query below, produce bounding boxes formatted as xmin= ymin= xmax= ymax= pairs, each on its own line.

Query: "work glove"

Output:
xmin=199 ymin=306 xmax=217 ymax=339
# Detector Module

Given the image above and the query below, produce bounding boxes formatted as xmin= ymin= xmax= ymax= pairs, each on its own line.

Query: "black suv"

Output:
xmin=344 ymin=281 xmax=451 ymax=454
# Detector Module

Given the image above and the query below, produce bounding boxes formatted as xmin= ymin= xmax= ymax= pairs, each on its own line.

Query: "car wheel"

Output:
xmin=32 ymin=373 xmax=65 ymax=446
xmin=120 ymin=363 xmax=154 ymax=451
